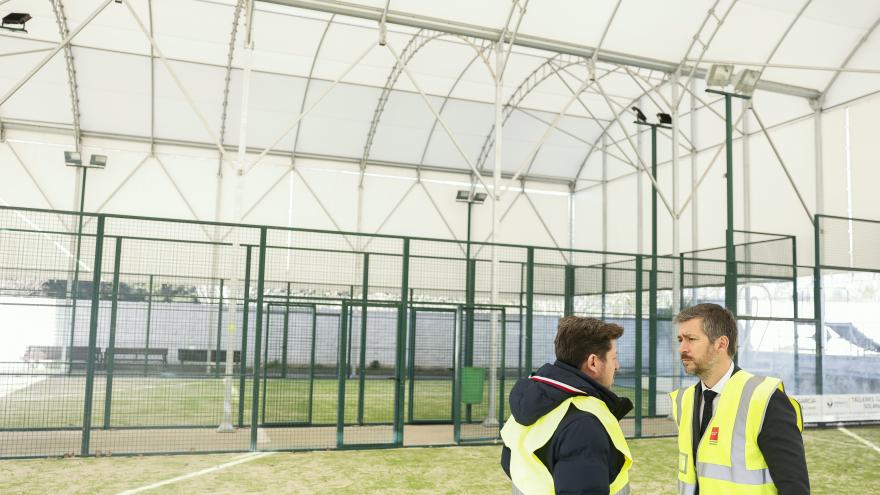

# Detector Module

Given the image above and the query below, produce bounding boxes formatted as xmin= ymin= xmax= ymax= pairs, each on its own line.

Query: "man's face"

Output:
xmin=677 ymin=318 xmax=722 ymax=378
xmin=594 ymin=339 xmax=620 ymax=388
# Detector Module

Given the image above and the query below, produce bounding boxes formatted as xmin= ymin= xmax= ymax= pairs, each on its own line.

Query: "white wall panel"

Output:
xmin=295 ymin=81 xmax=375 ymax=158
xmin=368 ymin=90 xmax=438 ymax=164
xmin=153 ymin=60 xmax=226 ymax=144
xmin=74 ymin=48 xmax=151 ymax=137
xmin=0 ymin=51 xmax=73 ymax=125
xmin=848 ymin=97 xmax=880 ymax=220
xmin=223 ymin=70 xmax=307 ymax=150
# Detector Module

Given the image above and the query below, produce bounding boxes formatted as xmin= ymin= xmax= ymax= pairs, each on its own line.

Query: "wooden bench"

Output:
xmin=69 ymin=346 xmax=103 ymax=365
xmin=108 ymin=347 xmax=168 ymax=366
xmin=178 ymin=349 xmax=241 ymax=364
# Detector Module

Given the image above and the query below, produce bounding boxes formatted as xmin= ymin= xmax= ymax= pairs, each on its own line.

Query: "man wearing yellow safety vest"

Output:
xmin=501 ymin=316 xmax=634 ymax=494
xmin=669 ymin=303 xmax=809 ymax=494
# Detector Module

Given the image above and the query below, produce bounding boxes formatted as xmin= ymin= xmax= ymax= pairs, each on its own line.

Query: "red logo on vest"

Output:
xmin=709 ymin=426 xmax=719 ymax=444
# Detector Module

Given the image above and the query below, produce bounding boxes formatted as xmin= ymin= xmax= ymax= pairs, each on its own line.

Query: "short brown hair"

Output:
xmin=554 ymin=316 xmax=624 ymax=367
xmin=674 ymin=303 xmax=738 ymax=357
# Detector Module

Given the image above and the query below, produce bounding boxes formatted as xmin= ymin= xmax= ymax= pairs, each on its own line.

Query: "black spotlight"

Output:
xmin=1 ymin=13 xmax=32 ymax=33
xmin=657 ymin=113 xmax=672 ymax=125
xmin=631 ymin=106 xmax=647 ymax=123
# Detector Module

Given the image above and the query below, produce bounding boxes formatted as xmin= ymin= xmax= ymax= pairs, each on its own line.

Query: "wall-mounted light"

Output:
xmin=455 ymin=190 xmax=487 ymax=204
xmin=64 ymin=151 xmax=82 ymax=167
xmin=706 ymin=64 xmax=734 ymax=87
xmin=733 ymin=69 xmax=761 ymax=96
xmin=64 ymin=151 xmax=108 ymax=169
xmin=1 ymin=13 xmax=31 ymax=33
xmin=89 ymin=154 xmax=107 ymax=169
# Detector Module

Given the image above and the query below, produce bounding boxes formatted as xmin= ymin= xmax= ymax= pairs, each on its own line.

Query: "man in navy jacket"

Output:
xmin=501 ymin=317 xmax=633 ymax=494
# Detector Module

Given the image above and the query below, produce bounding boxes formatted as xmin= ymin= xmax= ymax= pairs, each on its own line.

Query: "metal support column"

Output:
xmin=634 ymin=255 xmax=643 ymax=437
xmin=648 ymin=125 xmax=658 ymax=417
xmin=813 ymin=217 xmax=823 ymax=394
xmin=215 ymin=278 xmax=224 ymax=377
xmin=394 ymin=239 xmax=410 ymax=445
xmin=238 ymin=245 xmax=252 ymax=427
xmin=80 ymin=216 xmax=104 ymax=456
xmin=144 ymin=274 xmax=153 ymax=376
xmin=564 ymin=265 xmax=575 ymax=317
xmin=281 ymin=281 xmax=290 ymax=378
xmin=103 ymin=237 xmax=122 ymax=429
xmin=249 ymin=228 xmax=267 ymax=451
xmin=525 ymin=248 xmax=534 ymax=373
xmin=358 ymin=253 xmax=369 ymax=425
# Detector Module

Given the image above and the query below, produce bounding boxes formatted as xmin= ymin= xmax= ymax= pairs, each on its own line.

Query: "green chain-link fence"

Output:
xmin=2 ymin=205 xmax=872 ymax=458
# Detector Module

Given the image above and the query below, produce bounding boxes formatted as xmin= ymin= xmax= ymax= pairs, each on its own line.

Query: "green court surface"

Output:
xmin=2 ymin=426 xmax=877 ymax=494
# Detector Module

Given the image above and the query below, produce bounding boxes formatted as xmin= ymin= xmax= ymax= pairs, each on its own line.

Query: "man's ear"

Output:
xmin=715 ymin=335 xmax=729 ymax=353
xmin=580 ymin=353 xmax=598 ymax=376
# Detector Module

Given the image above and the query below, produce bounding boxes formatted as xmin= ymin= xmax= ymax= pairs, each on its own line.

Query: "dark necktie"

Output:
xmin=700 ymin=389 xmax=718 ymax=437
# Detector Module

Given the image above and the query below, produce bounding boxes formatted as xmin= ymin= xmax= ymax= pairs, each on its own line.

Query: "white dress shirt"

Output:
xmin=699 ymin=361 xmax=735 ymax=420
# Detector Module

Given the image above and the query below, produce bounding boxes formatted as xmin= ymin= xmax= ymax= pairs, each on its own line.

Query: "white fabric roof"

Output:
xmin=1 ymin=0 xmax=879 ymax=183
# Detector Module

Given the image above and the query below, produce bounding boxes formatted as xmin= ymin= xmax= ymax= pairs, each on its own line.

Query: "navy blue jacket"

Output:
xmin=501 ymin=360 xmax=633 ymax=495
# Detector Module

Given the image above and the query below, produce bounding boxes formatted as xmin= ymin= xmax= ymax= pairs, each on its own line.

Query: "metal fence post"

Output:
xmin=281 ymin=281 xmax=290 ymax=378
xmin=215 ymin=278 xmax=224 ymax=377
xmin=635 ymin=255 xmax=643 ymax=438
xmin=103 ymin=237 xmax=122 ymax=429
xmin=394 ymin=238 xmax=410 ymax=446
xmin=250 ymin=228 xmax=267 ymax=451
xmin=80 ymin=215 xmax=104 ymax=456
xmin=144 ymin=274 xmax=153 ymax=376
xmin=813 ymin=217 xmax=823 ymax=394
xmin=525 ymin=248 xmax=534 ymax=373
xmin=358 ymin=253 xmax=369 ymax=425
xmin=337 ymin=301 xmax=349 ymax=448
xmin=564 ymin=264 xmax=574 ymax=317
xmin=238 ymin=245 xmax=252 ymax=427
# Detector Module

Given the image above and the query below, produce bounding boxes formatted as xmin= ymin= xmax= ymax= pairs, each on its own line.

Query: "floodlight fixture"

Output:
xmin=456 ymin=189 xmax=487 ymax=204
xmin=631 ymin=106 xmax=647 ymax=123
xmin=657 ymin=113 xmax=672 ymax=125
xmin=1 ymin=13 xmax=31 ymax=33
xmin=64 ymin=151 xmax=82 ymax=167
xmin=733 ymin=69 xmax=761 ymax=96
xmin=88 ymin=154 xmax=107 ymax=169
xmin=706 ymin=64 xmax=734 ymax=87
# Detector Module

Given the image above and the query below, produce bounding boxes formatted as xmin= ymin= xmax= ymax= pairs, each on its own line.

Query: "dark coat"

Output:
xmin=690 ymin=367 xmax=810 ymax=495
xmin=501 ymin=360 xmax=633 ymax=495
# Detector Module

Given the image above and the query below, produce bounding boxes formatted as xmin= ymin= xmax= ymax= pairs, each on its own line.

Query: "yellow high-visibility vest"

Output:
xmin=501 ymin=395 xmax=632 ymax=495
xmin=669 ymin=371 xmax=803 ymax=495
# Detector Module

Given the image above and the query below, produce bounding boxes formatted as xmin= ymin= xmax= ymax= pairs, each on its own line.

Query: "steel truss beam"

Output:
xmin=50 ymin=0 xmax=83 ymax=151
xmin=263 ymin=0 xmax=820 ymax=99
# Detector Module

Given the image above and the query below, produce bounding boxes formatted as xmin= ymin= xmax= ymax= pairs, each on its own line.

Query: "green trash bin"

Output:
xmin=462 ymin=366 xmax=485 ymax=405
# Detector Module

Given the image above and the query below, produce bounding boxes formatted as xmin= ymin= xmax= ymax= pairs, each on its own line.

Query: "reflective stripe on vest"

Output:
xmin=668 ymin=371 xmax=803 ymax=495
xmin=501 ymin=395 xmax=632 ymax=495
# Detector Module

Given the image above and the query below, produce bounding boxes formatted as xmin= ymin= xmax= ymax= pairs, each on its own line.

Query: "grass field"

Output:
xmin=1 ymin=426 xmax=878 ymax=494
xmin=0 ymin=375 xmax=652 ymax=429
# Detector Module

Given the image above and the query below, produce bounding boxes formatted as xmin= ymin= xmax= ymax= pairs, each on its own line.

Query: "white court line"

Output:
xmin=838 ymin=426 xmax=880 ymax=454
xmin=115 ymin=451 xmax=276 ymax=495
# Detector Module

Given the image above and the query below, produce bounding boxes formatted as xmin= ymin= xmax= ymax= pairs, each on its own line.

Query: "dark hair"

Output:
xmin=554 ymin=316 xmax=624 ymax=367
xmin=674 ymin=303 xmax=738 ymax=357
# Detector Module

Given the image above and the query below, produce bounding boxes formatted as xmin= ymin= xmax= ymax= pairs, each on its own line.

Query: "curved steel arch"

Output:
xmin=218 ymin=0 xmax=246 ymax=146
xmin=360 ymin=30 xmax=495 ymax=167
xmin=50 ymin=0 xmax=82 ymax=149
xmin=291 ymin=14 xmax=336 ymax=157
xmin=415 ymin=48 xmax=488 ymax=171
xmin=474 ymin=55 xmax=630 ymax=181
xmin=822 ymin=13 xmax=880 ymax=97
xmin=572 ymin=73 xmax=671 ymax=183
